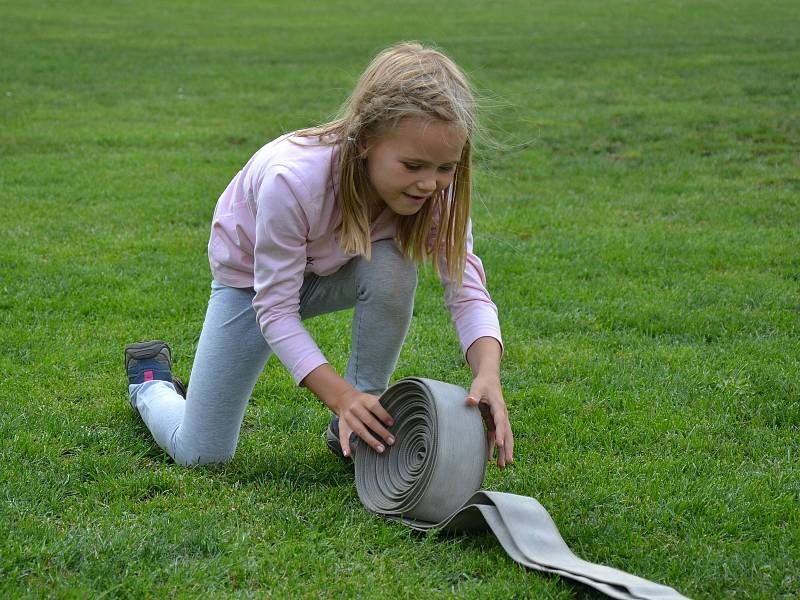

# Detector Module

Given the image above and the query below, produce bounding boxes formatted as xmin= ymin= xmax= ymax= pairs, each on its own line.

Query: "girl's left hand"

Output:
xmin=465 ymin=374 xmax=514 ymax=469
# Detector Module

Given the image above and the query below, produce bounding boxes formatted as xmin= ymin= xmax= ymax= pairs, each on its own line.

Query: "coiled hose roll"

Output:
xmin=353 ymin=377 xmax=689 ymax=600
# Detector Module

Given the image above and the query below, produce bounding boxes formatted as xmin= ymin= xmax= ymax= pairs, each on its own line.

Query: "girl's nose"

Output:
xmin=417 ymin=176 xmax=437 ymax=192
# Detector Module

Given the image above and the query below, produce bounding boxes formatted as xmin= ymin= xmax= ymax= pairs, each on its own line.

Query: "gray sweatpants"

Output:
xmin=128 ymin=240 xmax=417 ymax=466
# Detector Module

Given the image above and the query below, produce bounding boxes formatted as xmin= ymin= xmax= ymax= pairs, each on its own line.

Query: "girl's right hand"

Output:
xmin=334 ymin=388 xmax=395 ymax=458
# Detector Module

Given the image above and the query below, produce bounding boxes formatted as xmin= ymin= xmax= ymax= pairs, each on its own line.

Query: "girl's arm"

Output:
xmin=435 ymin=217 xmax=512 ymax=469
xmin=302 ymin=364 xmax=395 ymax=457
xmin=250 ymin=164 xmax=394 ymax=456
xmin=465 ymin=336 xmax=514 ymax=469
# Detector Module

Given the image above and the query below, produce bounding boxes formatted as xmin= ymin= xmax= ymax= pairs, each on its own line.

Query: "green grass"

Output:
xmin=1 ymin=0 xmax=798 ymax=597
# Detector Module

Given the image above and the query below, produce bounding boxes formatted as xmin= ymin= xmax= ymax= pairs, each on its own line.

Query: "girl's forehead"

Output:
xmin=382 ymin=117 xmax=466 ymax=162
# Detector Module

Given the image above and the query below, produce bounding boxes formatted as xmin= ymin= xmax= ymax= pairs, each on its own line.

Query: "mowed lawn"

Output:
xmin=1 ymin=1 xmax=798 ymax=598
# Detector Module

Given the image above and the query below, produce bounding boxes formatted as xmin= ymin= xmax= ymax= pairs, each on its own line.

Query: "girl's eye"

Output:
xmin=403 ymin=163 xmax=422 ymax=171
xmin=438 ymin=164 xmax=456 ymax=173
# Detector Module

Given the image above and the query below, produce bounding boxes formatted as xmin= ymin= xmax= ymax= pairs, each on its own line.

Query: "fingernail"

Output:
xmin=377 ymin=445 xmax=385 ymax=453
xmin=387 ymin=436 xmax=395 ymax=445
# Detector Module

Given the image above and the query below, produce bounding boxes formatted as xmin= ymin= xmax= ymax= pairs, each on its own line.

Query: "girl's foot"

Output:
xmin=124 ymin=340 xmax=186 ymax=397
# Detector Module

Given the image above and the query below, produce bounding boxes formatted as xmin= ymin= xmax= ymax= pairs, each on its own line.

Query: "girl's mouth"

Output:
xmin=403 ymin=193 xmax=428 ymax=203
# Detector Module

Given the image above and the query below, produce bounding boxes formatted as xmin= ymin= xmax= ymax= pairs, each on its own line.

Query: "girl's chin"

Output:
xmin=386 ymin=203 xmax=424 ymax=217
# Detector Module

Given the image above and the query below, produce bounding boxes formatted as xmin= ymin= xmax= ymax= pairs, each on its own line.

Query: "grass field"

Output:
xmin=1 ymin=0 xmax=798 ymax=597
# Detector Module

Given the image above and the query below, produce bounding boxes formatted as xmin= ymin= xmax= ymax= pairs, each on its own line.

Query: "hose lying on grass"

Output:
xmin=353 ymin=377 xmax=690 ymax=600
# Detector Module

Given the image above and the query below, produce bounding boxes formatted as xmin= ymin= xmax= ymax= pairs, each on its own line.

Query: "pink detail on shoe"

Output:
xmin=144 ymin=370 xmax=154 ymax=382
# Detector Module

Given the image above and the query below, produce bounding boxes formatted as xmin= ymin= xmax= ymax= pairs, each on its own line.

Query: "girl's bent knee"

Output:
xmin=368 ymin=241 xmax=418 ymax=294
xmin=172 ymin=449 xmax=235 ymax=467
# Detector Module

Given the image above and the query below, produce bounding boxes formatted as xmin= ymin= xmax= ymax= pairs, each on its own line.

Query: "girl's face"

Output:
xmin=362 ymin=117 xmax=466 ymax=216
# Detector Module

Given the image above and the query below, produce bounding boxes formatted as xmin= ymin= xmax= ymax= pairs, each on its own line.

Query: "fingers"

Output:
xmin=358 ymin=397 xmax=394 ymax=447
xmin=467 ymin=385 xmax=514 ymax=470
xmin=369 ymin=400 xmax=395 ymax=428
xmin=489 ymin=401 xmax=506 ymax=447
xmin=486 ymin=427 xmax=496 ymax=462
xmin=340 ymin=393 xmax=395 ymax=456
xmin=505 ymin=418 xmax=514 ymax=465
xmin=341 ymin=419 xmax=384 ymax=456
xmin=491 ymin=403 xmax=514 ymax=469
xmin=339 ymin=421 xmax=354 ymax=458
xmin=357 ymin=410 xmax=395 ymax=451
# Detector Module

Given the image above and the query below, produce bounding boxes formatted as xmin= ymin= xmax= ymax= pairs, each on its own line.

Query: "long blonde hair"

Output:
xmin=296 ymin=42 xmax=476 ymax=285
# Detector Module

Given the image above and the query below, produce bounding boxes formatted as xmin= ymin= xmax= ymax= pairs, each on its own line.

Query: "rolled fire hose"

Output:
xmin=353 ymin=377 xmax=690 ymax=600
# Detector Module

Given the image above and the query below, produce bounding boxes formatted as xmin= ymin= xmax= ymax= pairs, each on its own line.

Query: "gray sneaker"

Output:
xmin=124 ymin=340 xmax=186 ymax=398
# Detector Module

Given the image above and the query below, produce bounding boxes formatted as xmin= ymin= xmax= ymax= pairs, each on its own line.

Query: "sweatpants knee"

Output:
xmin=171 ymin=449 xmax=235 ymax=467
xmin=170 ymin=433 xmax=237 ymax=467
xmin=366 ymin=240 xmax=418 ymax=306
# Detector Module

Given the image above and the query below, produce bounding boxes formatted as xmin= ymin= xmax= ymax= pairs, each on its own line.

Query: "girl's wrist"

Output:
xmin=474 ymin=370 xmax=501 ymax=384
xmin=327 ymin=385 xmax=356 ymax=415
xmin=301 ymin=364 xmax=355 ymax=414
xmin=466 ymin=336 xmax=503 ymax=378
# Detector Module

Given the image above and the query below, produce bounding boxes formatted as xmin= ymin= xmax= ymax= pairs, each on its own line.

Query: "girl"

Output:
xmin=124 ymin=42 xmax=514 ymax=469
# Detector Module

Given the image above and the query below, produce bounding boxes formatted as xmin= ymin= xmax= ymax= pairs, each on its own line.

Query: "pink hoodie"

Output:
xmin=208 ymin=133 xmax=502 ymax=384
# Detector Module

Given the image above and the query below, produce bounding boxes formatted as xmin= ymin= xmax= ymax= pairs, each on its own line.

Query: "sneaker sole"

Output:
xmin=124 ymin=340 xmax=185 ymax=398
xmin=124 ymin=340 xmax=172 ymax=368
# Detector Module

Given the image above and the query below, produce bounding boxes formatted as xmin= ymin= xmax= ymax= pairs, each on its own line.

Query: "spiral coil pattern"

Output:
xmin=354 ymin=377 xmax=486 ymax=524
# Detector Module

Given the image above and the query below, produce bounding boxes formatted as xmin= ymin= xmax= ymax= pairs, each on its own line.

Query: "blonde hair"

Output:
xmin=296 ymin=41 xmax=476 ymax=285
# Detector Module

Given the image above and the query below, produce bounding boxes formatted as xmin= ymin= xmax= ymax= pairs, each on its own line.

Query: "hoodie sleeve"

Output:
xmin=438 ymin=218 xmax=503 ymax=358
xmin=251 ymin=164 xmax=328 ymax=384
